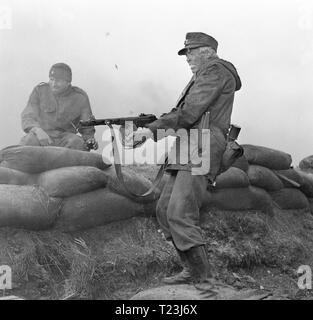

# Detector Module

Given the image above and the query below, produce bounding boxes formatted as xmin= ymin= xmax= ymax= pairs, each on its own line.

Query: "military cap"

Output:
xmin=178 ymin=32 xmax=218 ymax=55
xmin=49 ymin=63 xmax=72 ymax=82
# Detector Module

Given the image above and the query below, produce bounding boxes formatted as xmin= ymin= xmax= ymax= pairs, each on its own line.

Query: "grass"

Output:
xmin=2 ymin=205 xmax=313 ymax=299
xmin=0 ymin=217 xmax=178 ymax=300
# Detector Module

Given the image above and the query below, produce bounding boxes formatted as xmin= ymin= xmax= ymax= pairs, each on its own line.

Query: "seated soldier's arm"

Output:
xmin=78 ymin=94 xmax=98 ymax=150
xmin=21 ymin=86 xmax=41 ymax=133
xmin=21 ymin=86 xmax=52 ymax=146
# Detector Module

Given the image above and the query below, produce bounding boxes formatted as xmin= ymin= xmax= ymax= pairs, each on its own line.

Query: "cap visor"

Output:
xmin=178 ymin=48 xmax=187 ymax=55
xmin=178 ymin=45 xmax=204 ymax=55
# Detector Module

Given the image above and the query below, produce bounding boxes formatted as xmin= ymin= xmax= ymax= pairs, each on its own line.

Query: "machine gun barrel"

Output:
xmin=79 ymin=113 xmax=157 ymax=128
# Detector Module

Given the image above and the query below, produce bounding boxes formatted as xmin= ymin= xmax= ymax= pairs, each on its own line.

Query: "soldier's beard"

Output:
xmin=189 ymin=64 xmax=198 ymax=74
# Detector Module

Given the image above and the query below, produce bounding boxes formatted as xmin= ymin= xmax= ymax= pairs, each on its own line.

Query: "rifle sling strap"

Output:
xmin=109 ymin=124 xmax=167 ymax=199
xmin=274 ymin=172 xmax=301 ymax=188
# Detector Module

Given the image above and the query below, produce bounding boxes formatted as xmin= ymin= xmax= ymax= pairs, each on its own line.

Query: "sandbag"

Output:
xmin=274 ymin=168 xmax=304 ymax=188
xmin=36 ymin=166 xmax=108 ymax=198
xmin=0 ymin=167 xmax=35 ymax=185
xmin=270 ymin=188 xmax=309 ymax=210
xmin=247 ymin=165 xmax=284 ymax=191
xmin=0 ymin=185 xmax=61 ymax=230
xmin=294 ymin=168 xmax=313 ymax=198
xmin=0 ymin=146 xmax=111 ymax=174
xmin=231 ymin=155 xmax=250 ymax=172
xmin=102 ymin=166 xmax=159 ymax=203
xmin=205 ymin=186 xmax=273 ymax=214
xmin=55 ymin=189 xmax=153 ymax=232
xmin=243 ymin=145 xmax=292 ymax=170
xmin=299 ymin=155 xmax=313 ymax=172
xmin=215 ymin=167 xmax=250 ymax=189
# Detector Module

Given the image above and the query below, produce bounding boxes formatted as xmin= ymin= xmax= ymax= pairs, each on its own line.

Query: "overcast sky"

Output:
xmin=0 ymin=0 xmax=313 ymax=164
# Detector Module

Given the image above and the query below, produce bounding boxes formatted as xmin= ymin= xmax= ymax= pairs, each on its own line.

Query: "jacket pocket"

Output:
xmin=41 ymin=104 xmax=56 ymax=113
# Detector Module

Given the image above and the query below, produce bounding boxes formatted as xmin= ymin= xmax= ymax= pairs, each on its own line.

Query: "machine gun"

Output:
xmin=80 ymin=113 xmax=157 ymax=149
xmin=79 ymin=113 xmax=162 ymax=199
xmin=79 ymin=113 xmax=157 ymax=129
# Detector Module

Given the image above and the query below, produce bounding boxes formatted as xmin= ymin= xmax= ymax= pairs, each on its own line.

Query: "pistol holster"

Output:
xmin=220 ymin=124 xmax=243 ymax=172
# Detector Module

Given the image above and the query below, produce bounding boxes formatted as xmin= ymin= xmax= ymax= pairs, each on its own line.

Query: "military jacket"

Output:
xmin=147 ymin=57 xmax=242 ymax=175
xmin=21 ymin=83 xmax=95 ymax=139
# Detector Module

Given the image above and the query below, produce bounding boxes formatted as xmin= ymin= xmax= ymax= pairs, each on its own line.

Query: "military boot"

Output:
xmin=184 ymin=245 xmax=213 ymax=283
xmin=184 ymin=245 xmax=220 ymax=298
xmin=163 ymin=248 xmax=193 ymax=285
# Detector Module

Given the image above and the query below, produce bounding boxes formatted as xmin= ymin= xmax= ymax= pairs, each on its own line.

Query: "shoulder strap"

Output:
xmin=72 ymin=86 xmax=88 ymax=97
xmin=109 ymin=124 xmax=167 ymax=200
xmin=37 ymin=82 xmax=48 ymax=87
xmin=174 ymin=77 xmax=195 ymax=108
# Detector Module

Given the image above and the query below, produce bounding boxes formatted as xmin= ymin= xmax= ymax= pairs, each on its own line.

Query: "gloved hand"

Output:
xmin=130 ymin=128 xmax=154 ymax=147
xmin=85 ymin=137 xmax=99 ymax=150
xmin=31 ymin=127 xmax=52 ymax=146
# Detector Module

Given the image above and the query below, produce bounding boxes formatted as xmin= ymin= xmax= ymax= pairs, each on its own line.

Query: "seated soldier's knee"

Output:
xmin=20 ymin=132 xmax=41 ymax=146
xmin=62 ymin=134 xmax=87 ymax=151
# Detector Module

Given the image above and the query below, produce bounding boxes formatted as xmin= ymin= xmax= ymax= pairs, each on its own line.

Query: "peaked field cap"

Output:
xmin=178 ymin=32 xmax=218 ymax=55
xmin=49 ymin=63 xmax=72 ymax=82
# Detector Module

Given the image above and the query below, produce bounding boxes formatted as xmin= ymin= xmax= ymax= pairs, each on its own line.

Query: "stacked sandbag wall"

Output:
xmin=1 ymin=145 xmax=313 ymax=232
xmin=206 ymin=145 xmax=313 ymax=214
xmin=0 ymin=146 xmax=158 ymax=231
xmin=294 ymin=164 xmax=313 ymax=214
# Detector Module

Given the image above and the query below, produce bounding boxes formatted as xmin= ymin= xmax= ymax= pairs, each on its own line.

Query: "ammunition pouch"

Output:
xmin=221 ymin=140 xmax=243 ymax=171
xmin=220 ymin=124 xmax=243 ymax=173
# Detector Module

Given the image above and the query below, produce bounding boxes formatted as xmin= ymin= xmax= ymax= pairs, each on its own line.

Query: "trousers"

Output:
xmin=20 ymin=131 xmax=87 ymax=151
xmin=156 ymin=170 xmax=208 ymax=251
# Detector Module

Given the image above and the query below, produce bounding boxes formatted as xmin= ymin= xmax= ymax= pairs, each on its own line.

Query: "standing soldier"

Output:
xmin=133 ymin=32 xmax=242 ymax=293
xmin=20 ymin=63 xmax=98 ymax=151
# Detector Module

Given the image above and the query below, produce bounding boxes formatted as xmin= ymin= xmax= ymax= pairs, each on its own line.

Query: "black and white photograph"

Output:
xmin=1 ymin=0 xmax=313 ymax=308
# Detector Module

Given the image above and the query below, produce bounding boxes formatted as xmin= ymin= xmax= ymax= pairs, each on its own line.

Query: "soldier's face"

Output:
xmin=186 ymin=48 xmax=205 ymax=73
xmin=49 ymin=77 xmax=70 ymax=94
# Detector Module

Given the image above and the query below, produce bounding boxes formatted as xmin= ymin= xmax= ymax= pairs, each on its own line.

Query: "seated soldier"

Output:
xmin=20 ymin=63 xmax=98 ymax=151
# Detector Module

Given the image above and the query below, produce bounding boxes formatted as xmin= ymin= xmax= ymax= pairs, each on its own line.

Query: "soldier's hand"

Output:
xmin=132 ymin=128 xmax=154 ymax=145
xmin=31 ymin=127 xmax=52 ymax=146
xmin=85 ymin=138 xmax=99 ymax=150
